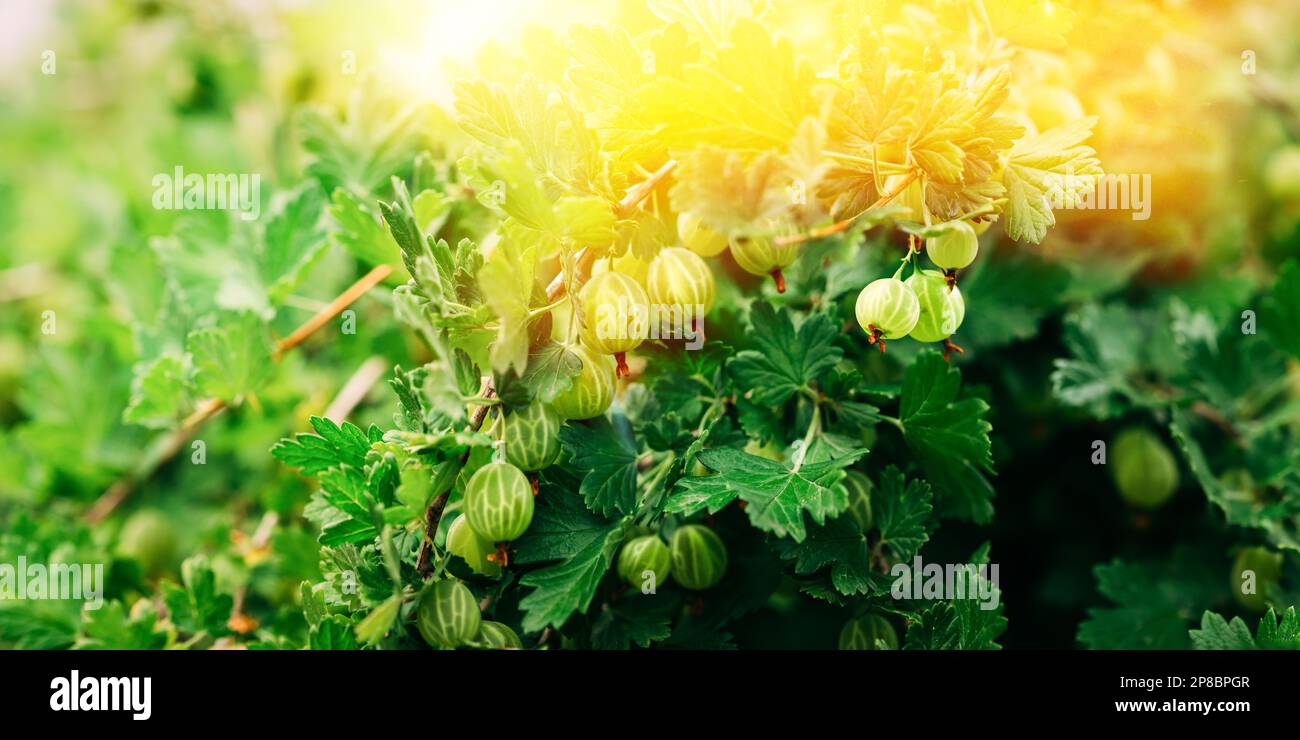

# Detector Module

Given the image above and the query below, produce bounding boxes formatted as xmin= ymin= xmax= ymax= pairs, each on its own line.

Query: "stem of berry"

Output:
xmin=416 ymin=376 xmax=496 ymax=579
xmin=775 ymin=170 xmax=918 ymax=247
xmin=614 ymin=351 xmax=630 ymax=378
xmin=544 ymin=159 xmax=678 ymax=301
xmin=790 ymin=402 xmax=822 ymax=474
xmin=86 ymin=264 xmax=394 ymax=525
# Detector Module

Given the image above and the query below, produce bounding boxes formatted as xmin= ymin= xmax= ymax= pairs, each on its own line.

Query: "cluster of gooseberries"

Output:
xmin=616 ymin=523 xmax=729 ymax=593
xmin=854 ymin=218 xmax=979 ymax=358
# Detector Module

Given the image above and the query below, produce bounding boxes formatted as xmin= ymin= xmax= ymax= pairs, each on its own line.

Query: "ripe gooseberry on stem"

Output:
xmin=925 ymin=220 xmax=979 ymax=270
xmin=678 ymin=211 xmax=728 ymax=257
xmin=728 ymin=234 xmax=799 ymax=293
xmin=669 ymin=524 xmax=728 ymax=590
xmin=118 ymin=509 xmax=178 ymax=576
xmin=446 ymin=515 xmax=501 ymax=577
xmin=647 ymin=246 xmax=714 ymax=338
xmin=579 ymin=271 xmax=649 ymax=377
xmin=855 ymin=277 xmax=920 ymax=351
xmin=502 ymin=401 xmax=561 ymax=472
xmin=463 ymin=462 xmax=535 ymax=547
xmin=550 ymin=342 xmax=616 ymax=420
xmin=838 ymin=614 xmax=898 ymax=650
xmin=1110 ymin=427 xmax=1179 ymax=509
xmin=417 ymin=579 xmax=481 ymax=649
xmin=617 ymin=534 xmax=672 ymax=587
xmin=477 ymin=621 xmax=522 ymax=649
xmin=905 ymin=269 xmax=964 ymax=343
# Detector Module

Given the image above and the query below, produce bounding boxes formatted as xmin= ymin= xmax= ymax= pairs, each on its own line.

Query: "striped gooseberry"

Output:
xmin=476 ymin=620 xmax=523 ymax=649
xmin=838 ymin=614 xmax=898 ymax=650
xmin=841 ymin=470 xmax=873 ymax=532
xmin=503 ymin=401 xmax=561 ymax=472
xmin=446 ymin=515 xmax=501 ymax=577
xmin=579 ymin=271 xmax=649 ymax=377
xmin=647 ymin=247 xmax=715 ymax=335
xmin=669 ymin=524 xmax=728 ymax=591
xmin=1110 ymin=427 xmax=1178 ymax=510
xmin=855 ymin=277 xmax=920 ymax=350
xmin=905 ymin=269 xmax=964 ymax=343
xmin=417 ymin=579 xmax=481 ymax=649
xmin=616 ymin=534 xmax=672 ymax=588
xmin=925 ymin=220 xmax=979 ymax=270
xmin=678 ymin=211 xmax=729 ymax=257
xmin=550 ymin=342 xmax=616 ymax=420
xmin=463 ymin=461 xmax=534 ymax=544
xmin=728 ymin=234 xmax=799 ymax=293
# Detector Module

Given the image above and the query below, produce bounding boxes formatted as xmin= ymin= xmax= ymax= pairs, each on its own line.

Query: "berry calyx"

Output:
xmin=855 ymin=277 xmax=920 ymax=351
xmin=669 ymin=524 xmax=728 ymax=591
xmin=728 ymin=234 xmax=798 ymax=293
xmin=417 ymin=579 xmax=481 ymax=649
xmin=463 ymin=461 xmax=535 ymax=543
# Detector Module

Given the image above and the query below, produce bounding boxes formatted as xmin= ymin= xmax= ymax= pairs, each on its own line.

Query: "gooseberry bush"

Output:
xmin=4 ymin=0 xmax=1300 ymax=653
xmin=263 ymin=1 xmax=1112 ymax=651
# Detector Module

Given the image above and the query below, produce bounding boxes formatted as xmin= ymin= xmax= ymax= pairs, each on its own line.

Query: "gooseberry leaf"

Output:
xmin=559 ymin=416 xmax=639 ymax=517
xmin=1002 ymin=116 xmax=1102 ymax=244
xmin=1261 ymin=259 xmax=1300 ymax=361
xmin=522 ymin=341 xmax=581 ymax=403
xmin=123 ymin=354 xmax=193 ymax=430
xmin=729 ymin=301 xmax=842 ymax=405
xmin=186 ymin=311 xmax=273 ymax=403
xmin=517 ymin=514 xmax=628 ymax=632
xmin=272 ymin=416 xmax=376 ymax=475
xmin=775 ymin=515 xmax=881 ymax=596
xmin=899 ymin=351 xmax=994 ymax=523
xmin=1077 ymin=548 xmax=1222 ymax=649
xmin=666 ymin=445 xmax=866 ymax=542
xmin=873 ymin=466 xmax=934 ymax=563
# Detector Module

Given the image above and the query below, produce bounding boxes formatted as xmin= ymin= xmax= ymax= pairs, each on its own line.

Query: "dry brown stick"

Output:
xmin=324 ymin=355 xmax=390 ymax=421
xmin=85 ymin=264 xmax=395 ymax=525
xmin=544 ymin=158 xmax=678 ymax=301
xmin=774 ymin=170 xmax=918 ymax=247
xmin=415 ymin=377 xmax=496 ymax=578
xmin=273 ymin=265 xmax=394 ymax=360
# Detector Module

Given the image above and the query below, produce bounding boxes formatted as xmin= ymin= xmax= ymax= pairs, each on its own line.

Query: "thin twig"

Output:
xmin=324 ymin=355 xmax=390 ymax=421
xmin=0 ymin=263 xmax=52 ymax=303
xmin=775 ymin=170 xmax=918 ymax=247
xmin=274 ymin=265 xmax=393 ymax=360
xmin=415 ymin=376 xmax=496 ymax=578
xmin=85 ymin=265 xmax=394 ymax=524
xmin=544 ymin=159 xmax=678 ymax=301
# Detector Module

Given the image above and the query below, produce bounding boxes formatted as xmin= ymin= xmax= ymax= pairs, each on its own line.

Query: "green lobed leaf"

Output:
xmin=899 ymin=351 xmax=995 ymax=523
